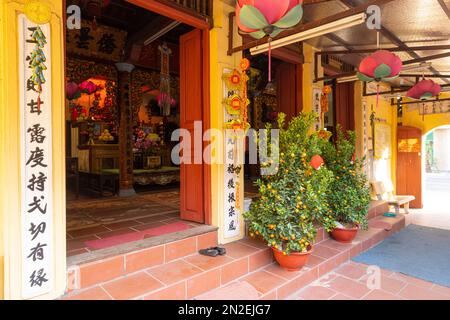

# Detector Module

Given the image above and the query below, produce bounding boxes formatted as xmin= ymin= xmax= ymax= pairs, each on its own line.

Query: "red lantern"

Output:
xmin=406 ymin=79 xmax=441 ymax=101
xmin=357 ymin=50 xmax=403 ymax=109
xmin=236 ymin=0 xmax=303 ymax=85
xmin=310 ymin=155 xmax=324 ymax=170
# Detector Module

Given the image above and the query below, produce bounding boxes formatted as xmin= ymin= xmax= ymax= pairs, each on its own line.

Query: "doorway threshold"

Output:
xmin=67 ymin=224 xmax=217 ymax=268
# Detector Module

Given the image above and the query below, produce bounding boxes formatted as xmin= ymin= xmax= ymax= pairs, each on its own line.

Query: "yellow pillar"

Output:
xmin=210 ymin=1 xmax=244 ymax=244
xmin=0 ymin=0 xmax=66 ymax=299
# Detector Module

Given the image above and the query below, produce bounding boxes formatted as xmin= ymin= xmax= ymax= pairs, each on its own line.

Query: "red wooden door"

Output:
xmin=276 ymin=62 xmax=303 ymax=121
xmin=335 ymin=82 xmax=355 ymax=131
xmin=397 ymin=126 xmax=423 ymax=208
xmin=179 ymin=29 xmax=204 ymax=223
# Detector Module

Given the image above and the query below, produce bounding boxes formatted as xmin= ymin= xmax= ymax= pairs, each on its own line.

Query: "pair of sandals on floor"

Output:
xmin=199 ymin=246 xmax=227 ymax=257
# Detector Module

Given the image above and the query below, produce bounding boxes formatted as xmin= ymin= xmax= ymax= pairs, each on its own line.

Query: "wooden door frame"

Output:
xmin=127 ymin=0 xmax=212 ymax=225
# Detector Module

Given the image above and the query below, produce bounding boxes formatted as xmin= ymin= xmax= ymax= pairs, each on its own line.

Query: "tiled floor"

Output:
xmin=292 ymin=261 xmax=450 ymax=300
xmin=66 ymin=213 xmax=202 ymax=256
xmin=64 ymin=188 xmax=203 ymax=257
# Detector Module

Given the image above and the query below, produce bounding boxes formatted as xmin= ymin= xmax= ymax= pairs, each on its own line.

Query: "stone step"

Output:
xmin=193 ymin=214 xmax=405 ymax=300
xmin=63 ymin=201 xmax=394 ymax=300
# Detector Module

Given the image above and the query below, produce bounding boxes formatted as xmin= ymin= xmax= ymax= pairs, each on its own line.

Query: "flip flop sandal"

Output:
xmin=199 ymin=248 xmax=219 ymax=257
xmin=214 ymin=247 xmax=227 ymax=255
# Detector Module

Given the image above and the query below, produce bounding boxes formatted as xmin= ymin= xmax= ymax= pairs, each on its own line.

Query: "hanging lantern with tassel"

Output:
xmin=357 ymin=50 xmax=403 ymax=109
xmin=406 ymin=79 xmax=441 ymax=121
xmin=236 ymin=0 xmax=304 ymax=89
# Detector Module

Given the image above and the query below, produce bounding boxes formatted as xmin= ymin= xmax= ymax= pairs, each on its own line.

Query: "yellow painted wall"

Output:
xmin=0 ymin=0 xmax=4 ymax=300
xmin=210 ymin=1 xmax=244 ymax=244
xmin=401 ymin=92 xmax=450 ymax=135
xmin=302 ymin=43 xmax=322 ymax=113
xmin=356 ymin=84 xmax=398 ymax=191
xmin=0 ymin=0 xmax=66 ymax=299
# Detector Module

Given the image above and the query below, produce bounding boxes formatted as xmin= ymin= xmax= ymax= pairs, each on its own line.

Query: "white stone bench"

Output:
xmin=371 ymin=181 xmax=415 ymax=215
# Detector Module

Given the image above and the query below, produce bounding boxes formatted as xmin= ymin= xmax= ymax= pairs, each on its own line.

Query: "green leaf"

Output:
xmin=273 ymin=5 xmax=303 ymax=28
xmin=357 ymin=72 xmax=373 ymax=82
xmin=248 ymin=30 xmax=267 ymax=39
xmin=269 ymin=28 xmax=283 ymax=39
xmin=239 ymin=5 xmax=269 ymax=30
xmin=373 ymin=64 xmax=392 ymax=80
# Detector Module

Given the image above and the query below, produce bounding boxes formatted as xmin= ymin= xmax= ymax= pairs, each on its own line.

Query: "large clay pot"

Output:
xmin=272 ymin=246 xmax=313 ymax=272
xmin=331 ymin=225 xmax=359 ymax=243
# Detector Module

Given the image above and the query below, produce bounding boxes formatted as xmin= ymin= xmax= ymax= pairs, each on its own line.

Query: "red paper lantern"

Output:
xmin=406 ymin=79 xmax=441 ymax=101
xmin=357 ymin=50 xmax=402 ymax=82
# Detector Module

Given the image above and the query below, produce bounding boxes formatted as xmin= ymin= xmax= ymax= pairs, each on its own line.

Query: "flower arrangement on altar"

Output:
xmin=134 ymin=129 xmax=161 ymax=156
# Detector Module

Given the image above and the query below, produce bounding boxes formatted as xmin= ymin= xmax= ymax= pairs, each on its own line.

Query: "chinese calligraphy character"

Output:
xmin=28 ymin=124 xmax=46 ymax=144
xmin=27 ymin=196 xmax=47 ymax=214
xmin=228 ymin=206 xmax=236 ymax=217
xmin=26 ymin=147 xmax=47 ymax=168
xmin=97 ymin=33 xmax=117 ymax=54
xmin=28 ymin=99 xmax=44 ymax=115
xmin=29 ymin=269 xmax=48 ymax=287
xmin=75 ymin=27 xmax=94 ymax=49
xmin=228 ymin=220 xmax=237 ymax=231
xmin=27 ymin=172 xmax=47 ymax=192
xmin=27 ymin=242 xmax=47 ymax=261
xmin=29 ymin=222 xmax=46 ymax=241
xmin=228 ymin=192 xmax=236 ymax=203
xmin=227 ymin=179 xmax=235 ymax=189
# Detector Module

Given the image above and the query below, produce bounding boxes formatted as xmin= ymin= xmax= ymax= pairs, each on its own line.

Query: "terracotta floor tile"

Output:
xmin=390 ymin=272 xmax=434 ymax=289
xmin=296 ymin=285 xmax=337 ymax=300
xmin=148 ymin=260 xmax=202 ymax=285
xmin=102 ymin=272 xmax=163 ymax=300
xmin=131 ymin=222 xmax=168 ymax=231
xmin=64 ymin=286 xmax=112 ymax=300
xmin=359 ymin=274 xmax=407 ymax=295
xmin=165 ymin=237 xmax=197 ymax=262
xmin=223 ymin=242 xmax=259 ymax=259
xmin=68 ymin=225 xmax=111 ymax=238
xmin=196 ymin=281 xmax=260 ymax=300
xmin=327 ymin=276 xmax=371 ymax=299
xmin=221 ymin=258 xmax=249 ymax=285
xmin=335 ymin=263 xmax=367 ymax=280
xmin=184 ymin=254 xmax=233 ymax=271
xmin=431 ymin=284 xmax=450 ymax=298
xmin=305 ymin=255 xmax=325 ymax=268
xmin=125 ymin=245 xmax=164 ymax=273
xmin=79 ymin=256 xmax=124 ymax=288
xmin=104 ymin=220 xmax=142 ymax=230
xmin=249 ymin=249 xmax=273 ymax=271
xmin=320 ymin=239 xmax=353 ymax=252
xmin=197 ymin=231 xmax=218 ymax=249
xmin=96 ymin=228 xmax=137 ymax=239
xmin=363 ymin=289 xmax=402 ymax=300
xmin=237 ymin=238 xmax=269 ymax=250
xmin=241 ymin=271 xmax=285 ymax=294
xmin=144 ymin=282 xmax=186 ymax=300
xmin=187 ymin=269 xmax=221 ymax=299
xmin=398 ymin=284 xmax=449 ymax=300
xmin=329 ymin=293 xmax=353 ymax=300
xmin=263 ymin=263 xmax=306 ymax=280
xmin=313 ymin=245 xmax=340 ymax=259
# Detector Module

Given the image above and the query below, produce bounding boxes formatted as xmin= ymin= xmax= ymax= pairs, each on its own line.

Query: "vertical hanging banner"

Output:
xmin=312 ymin=87 xmax=322 ymax=131
xmin=18 ymin=14 xmax=53 ymax=299
xmin=222 ymin=67 xmax=248 ymax=239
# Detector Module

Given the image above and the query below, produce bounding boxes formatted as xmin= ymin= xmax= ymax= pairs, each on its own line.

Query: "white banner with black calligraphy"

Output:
xmin=19 ymin=15 xmax=53 ymax=299
xmin=223 ymin=68 xmax=242 ymax=239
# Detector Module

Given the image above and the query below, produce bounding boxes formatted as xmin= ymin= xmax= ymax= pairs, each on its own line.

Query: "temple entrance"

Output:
xmin=64 ymin=0 xmax=210 ymax=259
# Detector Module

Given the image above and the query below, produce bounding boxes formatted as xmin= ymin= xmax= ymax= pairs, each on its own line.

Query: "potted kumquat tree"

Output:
xmin=245 ymin=113 xmax=334 ymax=271
xmin=319 ymin=126 xmax=371 ymax=243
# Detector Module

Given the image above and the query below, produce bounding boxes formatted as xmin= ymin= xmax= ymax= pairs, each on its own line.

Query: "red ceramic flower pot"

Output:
xmin=272 ymin=246 xmax=313 ymax=272
xmin=331 ymin=226 xmax=359 ymax=243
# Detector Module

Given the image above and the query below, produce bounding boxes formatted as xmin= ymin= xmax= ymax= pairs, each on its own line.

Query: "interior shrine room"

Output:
xmin=65 ymin=0 xmax=211 ymax=258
